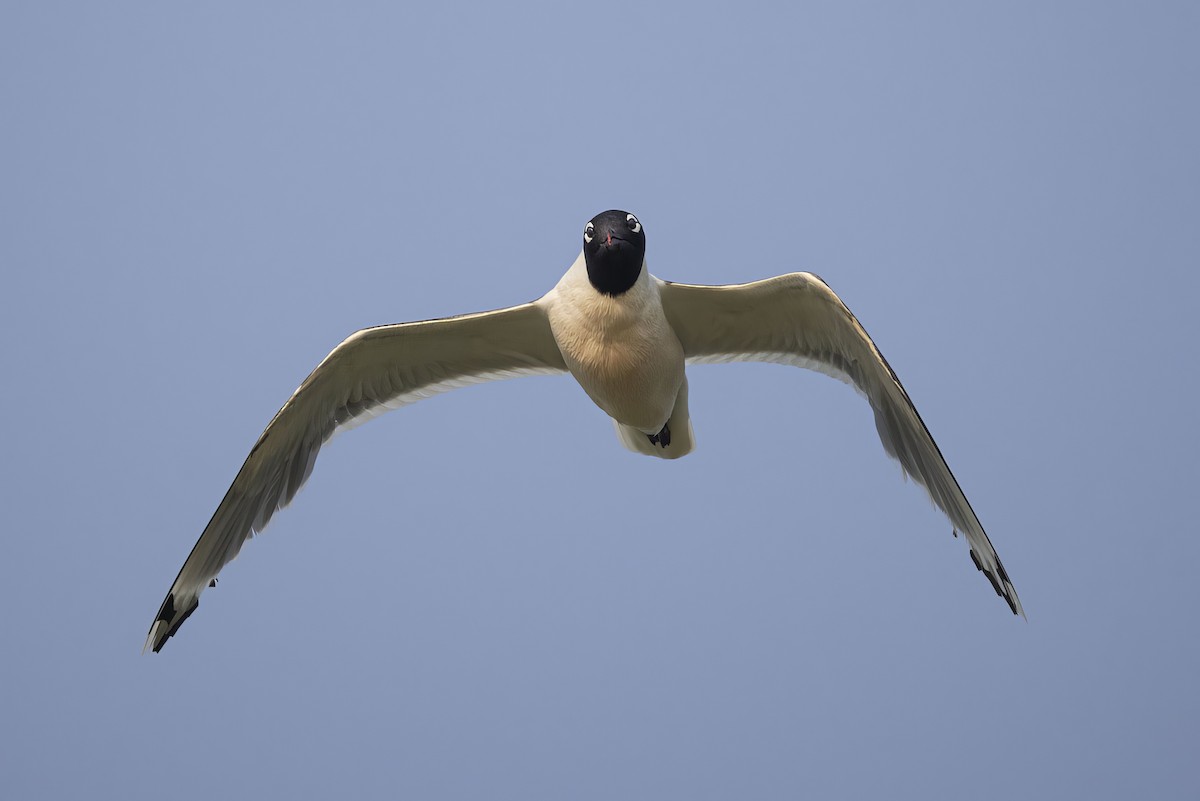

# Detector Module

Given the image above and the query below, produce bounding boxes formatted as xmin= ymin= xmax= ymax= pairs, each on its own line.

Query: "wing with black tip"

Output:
xmin=659 ymin=273 xmax=1023 ymax=617
xmin=146 ymin=301 xmax=566 ymax=652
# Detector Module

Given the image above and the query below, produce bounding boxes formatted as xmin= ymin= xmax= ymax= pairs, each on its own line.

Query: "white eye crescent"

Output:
xmin=627 ymin=214 xmax=641 ymax=234
xmin=584 ymin=222 xmax=595 ymax=243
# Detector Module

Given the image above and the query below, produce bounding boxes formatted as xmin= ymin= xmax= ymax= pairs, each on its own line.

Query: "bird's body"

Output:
xmin=546 ymin=251 xmax=691 ymax=456
xmin=146 ymin=209 xmax=1022 ymax=653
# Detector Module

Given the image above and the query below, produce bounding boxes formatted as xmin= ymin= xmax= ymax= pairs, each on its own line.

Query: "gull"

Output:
xmin=146 ymin=209 xmax=1022 ymax=652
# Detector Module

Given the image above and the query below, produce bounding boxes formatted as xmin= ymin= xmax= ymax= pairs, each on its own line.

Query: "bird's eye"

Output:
xmin=627 ymin=214 xmax=641 ymax=234
xmin=584 ymin=222 xmax=595 ymax=244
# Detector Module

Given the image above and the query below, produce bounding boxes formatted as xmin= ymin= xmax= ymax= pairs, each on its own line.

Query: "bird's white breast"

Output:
xmin=541 ymin=254 xmax=685 ymax=432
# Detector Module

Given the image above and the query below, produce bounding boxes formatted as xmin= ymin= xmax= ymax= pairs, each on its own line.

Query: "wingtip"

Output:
xmin=143 ymin=622 xmax=166 ymax=654
xmin=1006 ymin=585 xmax=1026 ymax=619
xmin=144 ymin=592 xmax=199 ymax=654
xmin=968 ymin=547 xmax=1025 ymax=619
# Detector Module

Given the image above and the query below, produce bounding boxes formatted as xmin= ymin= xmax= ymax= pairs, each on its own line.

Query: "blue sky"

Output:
xmin=3 ymin=3 xmax=1197 ymax=799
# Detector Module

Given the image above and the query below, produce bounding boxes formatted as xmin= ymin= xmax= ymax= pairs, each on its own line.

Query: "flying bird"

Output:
xmin=146 ymin=209 xmax=1022 ymax=653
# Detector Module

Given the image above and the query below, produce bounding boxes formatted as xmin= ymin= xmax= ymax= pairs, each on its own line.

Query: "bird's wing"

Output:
xmin=658 ymin=273 xmax=1023 ymax=617
xmin=146 ymin=301 xmax=567 ymax=652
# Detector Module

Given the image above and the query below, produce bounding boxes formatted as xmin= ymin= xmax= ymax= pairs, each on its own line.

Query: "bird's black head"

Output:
xmin=582 ymin=210 xmax=645 ymax=296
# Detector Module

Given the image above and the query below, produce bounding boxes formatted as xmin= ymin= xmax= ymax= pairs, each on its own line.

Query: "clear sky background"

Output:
xmin=3 ymin=3 xmax=1197 ymax=799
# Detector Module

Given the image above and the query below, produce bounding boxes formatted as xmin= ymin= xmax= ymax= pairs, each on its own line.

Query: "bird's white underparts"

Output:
xmin=146 ymin=209 xmax=1023 ymax=653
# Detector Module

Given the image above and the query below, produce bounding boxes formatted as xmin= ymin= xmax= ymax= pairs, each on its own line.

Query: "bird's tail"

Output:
xmin=614 ymin=419 xmax=695 ymax=459
xmin=613 ymin=380 xmax=694 ymax=460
